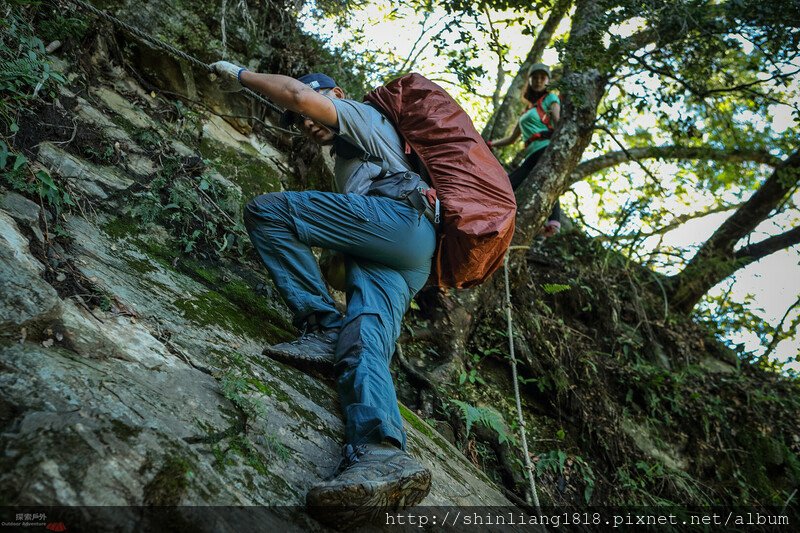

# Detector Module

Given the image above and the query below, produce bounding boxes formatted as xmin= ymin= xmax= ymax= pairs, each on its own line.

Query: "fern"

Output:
xmin=451 ymin=399 xmax=516 ymax=445
xmin=542 ymin=283 xmax=571 ymax=294
xmin=220 ymin=371 xmax=266 ymax=420
xmin=1 ymin=7 xmax=67 ymax=128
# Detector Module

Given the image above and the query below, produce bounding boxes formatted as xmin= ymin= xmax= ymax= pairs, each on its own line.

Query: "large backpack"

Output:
xmin=364 ymin=73 xmax=516 ymax=289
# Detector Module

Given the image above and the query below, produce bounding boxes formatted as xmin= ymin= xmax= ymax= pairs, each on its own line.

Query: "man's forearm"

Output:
xmin=239 ymin=71 xmax=310 ymax=111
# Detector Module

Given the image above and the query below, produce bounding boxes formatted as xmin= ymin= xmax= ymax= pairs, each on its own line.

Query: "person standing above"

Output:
xmin=209 ymin=61 xmax=434 ymax=523
xmin=487 ymin=63 xmax=562 ymax=237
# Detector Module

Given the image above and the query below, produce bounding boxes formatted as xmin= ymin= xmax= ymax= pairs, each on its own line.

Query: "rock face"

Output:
xmin=0 ymin=23 xmax=515 ymax=533
xmin=0 ymin=212 xmax=61 ymax=337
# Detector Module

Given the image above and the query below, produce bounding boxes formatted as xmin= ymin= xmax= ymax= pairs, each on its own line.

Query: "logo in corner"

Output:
xmin=46 ymin=523 xmax=67 ymax=532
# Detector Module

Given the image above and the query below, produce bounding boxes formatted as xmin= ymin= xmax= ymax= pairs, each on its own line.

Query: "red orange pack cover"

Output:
xmin=365 ymin=73 xmax=516 ymax=288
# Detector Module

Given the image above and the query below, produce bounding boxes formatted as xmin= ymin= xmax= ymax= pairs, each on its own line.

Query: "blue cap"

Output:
xmin=297 ymin=73 xmax=337 ymax=90
xmin=280 ymin=73 xmax=338 ymax=127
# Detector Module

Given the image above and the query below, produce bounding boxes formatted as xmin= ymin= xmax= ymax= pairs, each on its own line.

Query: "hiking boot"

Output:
xmin=306 ymin=443 xmax=432 ymax=526
xmin=262 ymin=327 xmax=339 ymax=373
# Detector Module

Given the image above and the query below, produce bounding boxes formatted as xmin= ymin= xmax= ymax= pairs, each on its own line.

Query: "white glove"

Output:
xmin=210 ymin=61 xmax=246 ymax=92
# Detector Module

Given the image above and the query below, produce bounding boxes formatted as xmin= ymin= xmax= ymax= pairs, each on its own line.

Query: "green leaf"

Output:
xmin=458 ymin=372 xmax=467 ymax=385
xmin=558 ymin=450 xmax=567 ymax=470
xmin=584 ymin=483 xmax=594 ymax=503
xmin=35 ymin=170 xmax=56 ymax=189
xmin=451 ymin=399 xmax=477 ymax=436
xmin=216 ymin=233 xmax=230 ymax=253
xmin=0 ymin=141 xmax=8 ymax=169
xmin=12 ymin=153 xmax=27 ymax=171
xmin=10 ymin=122 xmax=19 ymax=133
xmin=471 ymin=370 xmax=487 ymax=386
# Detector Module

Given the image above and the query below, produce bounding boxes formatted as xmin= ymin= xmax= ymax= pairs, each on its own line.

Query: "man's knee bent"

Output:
xmin=243 ymin=192 xmax=289 ymax=232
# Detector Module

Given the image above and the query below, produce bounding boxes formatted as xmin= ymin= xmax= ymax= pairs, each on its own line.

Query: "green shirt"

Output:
xmin=519 ymin=92 xmax=560 ymax=158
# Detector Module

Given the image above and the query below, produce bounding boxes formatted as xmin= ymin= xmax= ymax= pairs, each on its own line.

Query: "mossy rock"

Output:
xmin=174 ymin=289 xmax=288 ymax=344
xmin=143 ymin=455 xmax=194 ymax=506
xmin=198 ymin=137 xmax=284 ymax=201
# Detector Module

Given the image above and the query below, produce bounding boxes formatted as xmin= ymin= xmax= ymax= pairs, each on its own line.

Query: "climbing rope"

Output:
xmin=62 ymin=0 xmax=285 ymax=117
xmin=504 ymin=248 xmax=542 ymax=514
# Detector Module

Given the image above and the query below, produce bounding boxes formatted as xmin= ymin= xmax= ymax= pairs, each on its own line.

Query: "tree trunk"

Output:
xmin=480 ymin=0 xmax=572 ymax=141
xmin=420 ymin=0 xmax=608 ymax=379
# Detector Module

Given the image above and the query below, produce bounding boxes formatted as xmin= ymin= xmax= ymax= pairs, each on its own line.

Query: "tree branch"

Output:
xmin=397 ymin=11 xmax=447 ymax=75
xmin=700 ymin=68 xmax=800 ymax=97
xmin=597 ymin=126 xmax=666 ymax=195
xmin=628 ymin=53 xmax=800 ymax=101
xmin=482 ymin=6 xmax=506 ymax=110
xmin=735 ymin=226 xmax=800 ymax=263
xmin=608 ymin=1 xmax=731 ymax=57
xmin=669 ymin=150 xmax=800 ymax=312
xmin=572 ymin=145 xmax=781 ymax=180
xmin=692 ymin=150 xmax=800 ymax=258
xmin=760 ymin=296 xmax=800 ymax=363
xmin=602 ymin=201 xmax=746 ymax=241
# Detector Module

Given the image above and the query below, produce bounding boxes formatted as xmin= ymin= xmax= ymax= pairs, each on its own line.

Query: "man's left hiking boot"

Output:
xmin=306 ymin=443 xmax=432 ymax=526
xmin=262 ymin=327 xmax=339 ymax=374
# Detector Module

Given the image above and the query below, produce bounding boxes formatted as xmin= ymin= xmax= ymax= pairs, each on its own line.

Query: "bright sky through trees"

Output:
xmin=301 ymin=0 xmax=800 ymax=371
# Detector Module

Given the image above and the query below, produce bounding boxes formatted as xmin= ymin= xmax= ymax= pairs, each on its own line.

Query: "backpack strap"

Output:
xmin=535 ymin=94 xmax=553 ymax=131
xmin=362 ymin=101 xmax=430 ymax=183
xmin=332 ymin=134 xmax=389 ymax=180
xmin=331 ymin=130 xmax=427 ymax=185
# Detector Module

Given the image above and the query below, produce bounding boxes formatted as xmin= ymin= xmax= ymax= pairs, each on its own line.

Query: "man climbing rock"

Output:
xmin=209 ymin=61 xmax=435 ymax=522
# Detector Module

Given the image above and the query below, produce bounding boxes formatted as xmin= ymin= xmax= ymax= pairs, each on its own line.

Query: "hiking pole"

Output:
xmin=503 ymin=248 xmax=543 ymax=517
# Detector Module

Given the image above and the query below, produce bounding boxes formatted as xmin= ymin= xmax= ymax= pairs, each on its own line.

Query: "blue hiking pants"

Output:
xmin=244 ymin=191 xmax=436 ymax=449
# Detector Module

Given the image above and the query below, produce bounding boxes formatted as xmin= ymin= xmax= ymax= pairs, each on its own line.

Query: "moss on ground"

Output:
xmin=399 ymin=403 xmax=492 ymax=487
xmin=176 ymin=260 xmax=294 ymax=343
xmin=103 ymin=215 xmax=139 ymax=239
xmin=399 ymin=403 xmax=435 ymax=440
xmin=100 ymin=227 xmax=293 ymax=344
xmin=143 ymin=455 xmax=194 ymax=506
xmin=174 ymin=290 xmax=287 ymax=343
xmin=122 ymin=256 xmax=158 ymax=275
